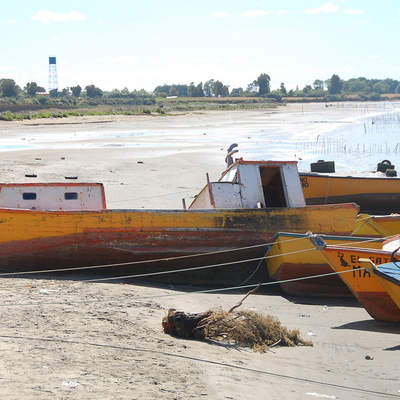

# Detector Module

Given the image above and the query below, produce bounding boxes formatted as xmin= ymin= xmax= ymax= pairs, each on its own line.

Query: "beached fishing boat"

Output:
xmin=310 ymin=235 xmax=400 ymax=322
xmin=266 ymin=232 xmax=384 ymax=297
xmin=300 ymin=160 xmax=400 ymax=214
xmin=0 ymin=160 xmax=358 ymax=285
xmin=352 ymin=213 xmax=400 ymax=237
xmin=359 ymin=259 xmax=400 ymax=309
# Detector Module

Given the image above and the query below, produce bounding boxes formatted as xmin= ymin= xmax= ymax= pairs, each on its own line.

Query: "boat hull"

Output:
xmin=300 ymin=173 xmax=400 ymax=214
xmin=352 ymin=213 xmax=400 ymax=237
xmin=0 ymin=204 xmax=358 ymax=285
xmin=367 ymin=263 xmax=400 ymax=309
xmin=267 ymin=233 xmax=383 ymax=297
xmin=319 ymin=246 xmax=400 ymax=322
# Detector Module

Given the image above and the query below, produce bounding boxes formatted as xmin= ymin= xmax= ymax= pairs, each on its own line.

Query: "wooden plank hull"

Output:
xmin=319 ymin=245 xmax=400 ymax=322
xmin=352 ymin=213 xmax=400 ymax=237
xmin=0 ymin=204 xmax=358 ymax=285
xmin=267 ymin=233 xmax=383 ymax=297
xmin=300 ymin=173 xmax=400 ymax=214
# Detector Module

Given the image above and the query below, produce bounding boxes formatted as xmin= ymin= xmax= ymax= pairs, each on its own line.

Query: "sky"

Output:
xmin=1 ymin=1 xmax=399 ymax=92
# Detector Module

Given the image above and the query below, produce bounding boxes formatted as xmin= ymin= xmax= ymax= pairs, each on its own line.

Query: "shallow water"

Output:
xmin=1 ymin=101 xmax=400 ymax=176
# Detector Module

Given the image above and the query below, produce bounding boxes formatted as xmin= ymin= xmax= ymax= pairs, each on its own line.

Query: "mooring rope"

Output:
xmin=0 ymin=235 xmax=390 ymax=279
xmin=0 ymin=267 xmax=374 ymax=308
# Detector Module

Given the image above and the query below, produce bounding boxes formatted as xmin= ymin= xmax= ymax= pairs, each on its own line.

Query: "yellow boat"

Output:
xmin=300 ymin=172 xmax=400 ymax=214
xmin=359 ymin=258 xmax=400 ymax=309
xmin=267 ymin=233 xmax=383 ymax=297
xmin=0 ymin=160 xmax=359 ymax=285
xmin=352 ymin=213 xmax=400 ymax=237
xmin=310 ymin=235 xmax=400 ymax=322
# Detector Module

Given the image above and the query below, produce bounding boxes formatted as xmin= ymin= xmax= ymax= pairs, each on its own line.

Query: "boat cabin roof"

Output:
xmin=0 ymin=182 xmax=106 ymax=211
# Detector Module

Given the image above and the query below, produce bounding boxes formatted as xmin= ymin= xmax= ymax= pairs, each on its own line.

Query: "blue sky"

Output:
xmin=1 ymin=1 xmax=399 ymax=92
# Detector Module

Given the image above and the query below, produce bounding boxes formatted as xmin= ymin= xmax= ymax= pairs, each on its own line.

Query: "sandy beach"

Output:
xmin=0 ymin=104 xmax=399 ymax=399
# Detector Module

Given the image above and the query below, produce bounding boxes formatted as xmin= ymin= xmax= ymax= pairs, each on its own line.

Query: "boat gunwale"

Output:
xmin=323 ymin=245 xmax=399 ymax=258
xmin=0 ymin=202 xmax=359 ymax=215
xmin=300 ymin=172 xmax=400 ymax=181
xmin=374 ymin=264 xmax=400 ymax=287
xmin=271 ymin=231 xmax=384 ymax=243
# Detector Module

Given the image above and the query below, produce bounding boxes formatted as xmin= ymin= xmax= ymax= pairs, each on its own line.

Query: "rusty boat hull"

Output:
xmin=0 ymin=204 xmax=358 ymax=285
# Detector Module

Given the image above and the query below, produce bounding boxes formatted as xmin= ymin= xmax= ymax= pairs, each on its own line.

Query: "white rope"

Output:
xmin=0 ymin=267 xmax=369 ymax=309
xmin=0 ymin=235 xmax=307 ymax=277
xmin=0 ymin=235 xmax=389 ymax=280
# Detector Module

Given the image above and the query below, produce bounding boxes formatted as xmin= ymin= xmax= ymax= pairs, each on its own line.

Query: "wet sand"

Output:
xmin=0 ymin=105 xmax=399 ymax=399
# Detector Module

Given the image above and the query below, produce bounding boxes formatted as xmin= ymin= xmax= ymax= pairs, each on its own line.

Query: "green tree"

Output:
xmin=85 ymin=84 xmax=103 ymax=98
xmin=230 ymin=87 xmax=243 ymax=97
xmin=60 ymin=88 xmax=70 ymax=97
xmin=49 ymin=89 xmax=59 ymax=98
xmin=280 ymin=82 xmax=287 ymax=95
xmin=168 ymin=86 xmax=178 ymax=96
xmin=328 ymin=74 xmax=342 ymax=94
xmin=254 ymin=73 xmax=271 ymax=96
xmin=313 ymin=79 xmax=324 ymax=90
xmin=25 ymin=82 xmax=38 ymax=96
xmin=246 ymin=81 xmax=258 ymax=95
xmin=71 ymin=85 xmax=82 ymax=97
xmin=213 ymin=80 xmax=226 ymax=97
xmin=203 ymin=79 xmax=215 ymax=97
xmin=121 ymin=87 xmax=130 ymax=96
xmin=0 ymin=79 xmax=19 ymax=97
xmin=194 ymin=82 xmax=204 ymax=97
xmin=187 ymin=82 xmax=196 ymax=97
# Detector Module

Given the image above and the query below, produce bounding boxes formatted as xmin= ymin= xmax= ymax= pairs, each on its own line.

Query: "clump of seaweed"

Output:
xmin=162 ymin=308 xmax=312 ymax=352
xmin=201 ymin=309 xmax=312 ymax=351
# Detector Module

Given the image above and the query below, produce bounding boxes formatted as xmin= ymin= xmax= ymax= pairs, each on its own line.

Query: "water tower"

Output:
xmin=48 ymin=56 xmax=58 ymax=92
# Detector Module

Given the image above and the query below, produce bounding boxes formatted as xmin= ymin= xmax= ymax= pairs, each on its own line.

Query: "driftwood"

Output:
xmin=162 ymin=309 xmax=211 ymax=339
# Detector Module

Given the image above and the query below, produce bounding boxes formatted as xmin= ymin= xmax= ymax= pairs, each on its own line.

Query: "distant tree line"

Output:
xmin=1 ymin=74 xmax=400 ymax=104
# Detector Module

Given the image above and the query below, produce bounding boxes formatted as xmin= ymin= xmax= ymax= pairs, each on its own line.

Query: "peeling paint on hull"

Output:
xmin=0 ymin=204 xmax=358 ymax=285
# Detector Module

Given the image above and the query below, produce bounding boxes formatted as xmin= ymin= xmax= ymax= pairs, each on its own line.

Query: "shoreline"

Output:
xmin=0 ymin=103 xmax=399 ymax=398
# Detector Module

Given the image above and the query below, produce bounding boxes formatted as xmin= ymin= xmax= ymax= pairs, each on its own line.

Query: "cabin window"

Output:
xmin=65 ymin=192 xmax=78 ymax=200
xmin=23 ymin=192 xmax=37 ymax=200
xmin=259 ymin=166 xmax=287 ymax=208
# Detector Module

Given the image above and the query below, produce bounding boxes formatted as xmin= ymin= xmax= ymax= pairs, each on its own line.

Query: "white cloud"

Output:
xmin=7 ymin=18 xmax=17 ymax=24
xmin=30 ymin=10 xmax=87 ymax=24
xmin=241 ymin=9 xmax=270 ymax=17
xmin=304 ymin=3 xmax=339 ymax=15
xmin=367 ymin=54 xmax=379 ymax=60
xmin=277 ymin=10 xmax=288 ymax=17
xmin=344 ymin=9 xmax=364 ymax=15
xmin=211 ymin=12 xmax=231 ymax=18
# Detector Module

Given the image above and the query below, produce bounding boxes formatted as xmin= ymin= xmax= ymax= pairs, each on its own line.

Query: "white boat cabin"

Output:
xmin=189 ymin=160 xmax=305 ymax=209
xmin=0 ymin=183 xmax=106 ymax=211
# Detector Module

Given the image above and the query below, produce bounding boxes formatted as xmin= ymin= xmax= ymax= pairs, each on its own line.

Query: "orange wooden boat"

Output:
xmin=311 ymin=235 xmax=400 ymax=322
xmin=359 ymin=259 xmax=400 ymax=309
